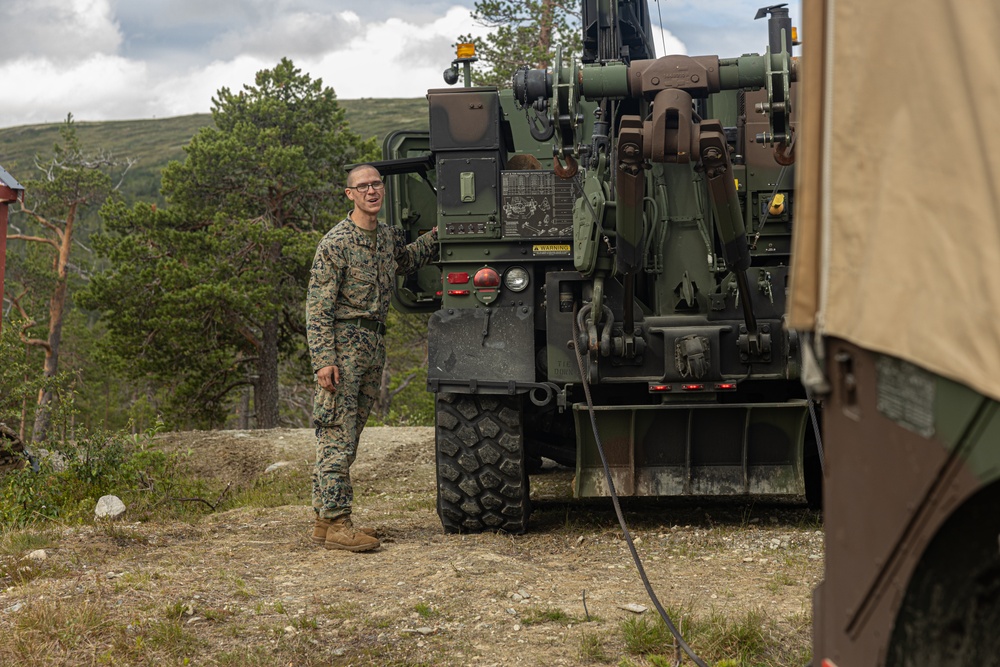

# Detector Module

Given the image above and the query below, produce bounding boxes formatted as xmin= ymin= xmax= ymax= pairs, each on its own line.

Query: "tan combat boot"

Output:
xmin=323 ymin=516 xmax=380 ymax=552
xmin=312 ymin=517 xmax=377 ymax=545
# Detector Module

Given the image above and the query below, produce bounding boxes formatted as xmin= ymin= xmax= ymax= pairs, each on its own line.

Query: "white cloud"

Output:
xmin=0 ymin=5 xmax=489 ymax=126
xmin=0 ymin=0 xmax=122 ymax=62
xmin=150 ymin=55 xmax=269 ymax=118
xmin=208 ymin=12 xmax=358 ymax=61
xmin=130 ymin=6 xmax=494 ymax=119
xmin=649 ymin=24 xmax=688 ymax=58
xmin=0 ymin=55 xmax=150 ymax=126
xmin=340 ymin=10 xmax=361 ymax=26
xmin=298 ymin=6 xmax=494 ymax=99
xmin=0 ymin=1 xmax=799 ymax=128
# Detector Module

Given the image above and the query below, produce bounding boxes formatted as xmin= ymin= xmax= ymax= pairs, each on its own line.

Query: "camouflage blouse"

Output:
xmin=306 ymin=217 xmax=438 ymax=372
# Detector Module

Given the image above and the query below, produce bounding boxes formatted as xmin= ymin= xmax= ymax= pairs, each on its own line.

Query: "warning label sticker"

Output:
xmin=532 ymin=244 xmax=571 ymax=256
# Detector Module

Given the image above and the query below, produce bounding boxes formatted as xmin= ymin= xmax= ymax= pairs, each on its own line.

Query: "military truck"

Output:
xmin=789 ymin=1 xmax=1000 ymax=665
xmin=381 ymin=1 xmax=815 ymax=533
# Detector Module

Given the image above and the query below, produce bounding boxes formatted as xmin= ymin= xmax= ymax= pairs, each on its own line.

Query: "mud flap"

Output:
xmin=427 ymin=306 xmax=535 ymax=391
xmin=572 ymin=400 xmax=809 ymax=498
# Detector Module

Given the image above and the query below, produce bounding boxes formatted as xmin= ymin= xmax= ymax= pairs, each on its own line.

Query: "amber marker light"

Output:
xmin=768 ymin=193 xmax=786 ymax=216
xmin=457 ymin=43 xmax=476 ymax=59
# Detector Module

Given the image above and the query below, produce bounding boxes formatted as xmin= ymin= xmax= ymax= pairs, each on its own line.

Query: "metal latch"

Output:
xmin=460 ymin=172 xmax=476 ymax=202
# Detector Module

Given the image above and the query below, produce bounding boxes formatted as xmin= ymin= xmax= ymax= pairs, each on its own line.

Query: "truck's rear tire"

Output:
xmin=886 ymin=483 xmax=1000 ymax=666
xmin=435 ymin=393 xmax=531 ymax=534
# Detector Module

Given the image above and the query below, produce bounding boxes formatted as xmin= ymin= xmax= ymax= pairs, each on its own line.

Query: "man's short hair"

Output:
xmin=346 ymin=164 xmax=380 ymax=187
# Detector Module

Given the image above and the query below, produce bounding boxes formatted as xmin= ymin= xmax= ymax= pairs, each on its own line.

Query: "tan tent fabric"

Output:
xmin=789 ymin=0 xmax=1000 ymax=402
xmin=785 ymin=0 xmax=826 ymax=332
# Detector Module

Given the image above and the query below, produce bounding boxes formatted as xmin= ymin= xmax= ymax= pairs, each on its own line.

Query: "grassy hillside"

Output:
xmin=0 ymin=98 xmax=429 ymax=204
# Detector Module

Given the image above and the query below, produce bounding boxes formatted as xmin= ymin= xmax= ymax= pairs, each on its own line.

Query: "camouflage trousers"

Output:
xmin=312 ymin=324 xmax=386 ymax=519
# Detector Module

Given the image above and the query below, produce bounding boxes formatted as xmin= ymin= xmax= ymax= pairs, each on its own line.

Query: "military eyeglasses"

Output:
xmin=349 ymin=181 xmax=385 ymax=194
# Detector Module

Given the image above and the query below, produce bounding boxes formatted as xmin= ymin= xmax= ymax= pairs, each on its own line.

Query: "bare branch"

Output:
xmin=169 ymin=481 xmax=232 ymax=511
xmin=112 ymin=157 xmax=138 ymax=191
xmin=65 ymin=262 xmax=93 ymax=280
xmin=17 ymin=205 xmax=65 ymax=239
xmin=8 ymin=291 xmax=49 ymax=352
xmin=198 ymin=377 xmax=254 ymax=407
xmin=5 ymin=233 xmax=59 ymax=250
xmin=389 ymin=372 xmax=418 ymax=399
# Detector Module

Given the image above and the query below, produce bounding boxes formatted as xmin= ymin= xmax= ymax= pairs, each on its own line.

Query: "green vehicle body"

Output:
xmin=381 ymin=1 xmax=814 ymax=533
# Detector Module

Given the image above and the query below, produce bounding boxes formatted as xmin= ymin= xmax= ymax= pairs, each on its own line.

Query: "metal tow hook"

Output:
xmin=553 ymin=153 xmax=578 ymax=179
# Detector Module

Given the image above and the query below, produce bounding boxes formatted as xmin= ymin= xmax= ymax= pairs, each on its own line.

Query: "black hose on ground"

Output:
xmin=571 ymin=307 xmax=709 ymax=667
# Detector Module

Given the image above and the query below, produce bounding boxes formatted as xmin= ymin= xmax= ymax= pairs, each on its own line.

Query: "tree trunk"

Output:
xmin=31 ymin=203 xmax=75 ymax=443
xmin=537 ymin=0 xmax=557 ymax=68
xmin=254 ymin=315 xmax=280 ymax=429
xmin=20 ymin=343 xmax=30 ymax=441
xmin=31 ymin=267 xmax=69 ymax=442
xmin=238 ymin=386 xmax=250 ymax=430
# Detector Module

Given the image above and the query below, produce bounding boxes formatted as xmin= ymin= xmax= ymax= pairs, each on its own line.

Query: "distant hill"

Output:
xmin=0 ymin=98 xmax=429 ymax=205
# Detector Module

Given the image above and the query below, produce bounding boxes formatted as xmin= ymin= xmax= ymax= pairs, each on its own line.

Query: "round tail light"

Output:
xmin=473 ymin=267 xmax=501 ymax=288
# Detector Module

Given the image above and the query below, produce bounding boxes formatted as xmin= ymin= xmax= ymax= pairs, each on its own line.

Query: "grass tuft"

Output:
xmin=520 ymin=607 xmax=584 ymax=626
xmin=616 ymin=606 xmax=809 ymax=667
xmin=98 ymin=522 xmax=150 ymax=546
xmin=226 ymin=467 xmax=311 ymax=508
xmin=0 ymin=529 xmax=58 ymax=556
xmin=414 ymin=602 xmax=439 ymax=619
xmin=578 ymin=630 xmax=609 ymax=663
xmin=292 ymin=615 xmax=319 ymax=630
xmin=621 ymin=615 xmax=674 ymax=654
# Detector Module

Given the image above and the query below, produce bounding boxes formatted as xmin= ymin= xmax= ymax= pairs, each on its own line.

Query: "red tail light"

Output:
xmin=447 ymin=272 xmax=470 ymax=284
xmin=473 ymin=267 xmax=501 ymax=288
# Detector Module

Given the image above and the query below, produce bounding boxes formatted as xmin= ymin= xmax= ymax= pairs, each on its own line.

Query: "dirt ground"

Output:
xmin=0 ymin=427 xmax=823 ymax=666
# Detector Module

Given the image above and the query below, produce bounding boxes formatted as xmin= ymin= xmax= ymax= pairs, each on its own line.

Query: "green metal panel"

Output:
xmin=932 ymin=374 xmax=1000 ymax=485
xmin=933 ymin=374 xmax=991 ymax=451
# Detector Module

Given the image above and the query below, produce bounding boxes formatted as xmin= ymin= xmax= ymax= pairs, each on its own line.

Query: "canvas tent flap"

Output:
xmin=789 ymin=0 xmax=1000 ymax=402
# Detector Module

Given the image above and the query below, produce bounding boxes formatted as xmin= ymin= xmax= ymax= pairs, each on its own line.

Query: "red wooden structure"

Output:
xmin=0 ymin=165 xmax=25 ymax=337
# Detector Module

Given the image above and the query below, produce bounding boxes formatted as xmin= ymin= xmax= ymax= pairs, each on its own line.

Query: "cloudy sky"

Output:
xmin=0 ymin=0 xmax=799 ymax=129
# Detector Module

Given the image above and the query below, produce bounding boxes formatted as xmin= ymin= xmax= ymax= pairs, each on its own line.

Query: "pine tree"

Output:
xmin=460 ymin=0 xmax=582 ymax=88
xmin=82 ymin=59 xmax=377 ymax=428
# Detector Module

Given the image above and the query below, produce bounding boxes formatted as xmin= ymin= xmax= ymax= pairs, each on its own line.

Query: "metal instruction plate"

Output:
xmin=500 ymin=170 xmax=574 ymax=238
xmin=876 ymin=356 xmax=935 ymax=439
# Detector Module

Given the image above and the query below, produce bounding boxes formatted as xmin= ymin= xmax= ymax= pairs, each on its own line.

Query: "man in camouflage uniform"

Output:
xmin=306 ymin=164 xmax=438 ymax=551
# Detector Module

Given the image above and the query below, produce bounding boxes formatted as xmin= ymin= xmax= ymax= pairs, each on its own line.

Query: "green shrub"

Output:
xmin=0 ymin=420 xmax=206 ymax=526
